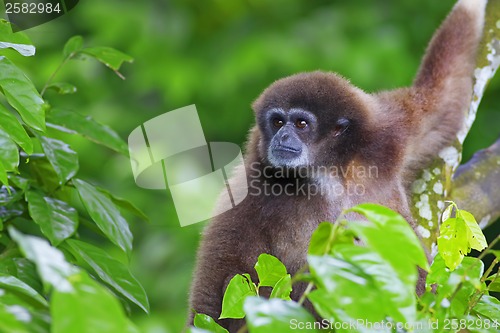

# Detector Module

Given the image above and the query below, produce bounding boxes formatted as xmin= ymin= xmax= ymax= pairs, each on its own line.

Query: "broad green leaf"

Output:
xmin=0 ymin=274 xmax=48 ymax=307
xmin=80 ymin=47 xmax=133 ymax=71
xmin=0 ymin=292 xmax=50 ymax=333
xmin=442 ymin=202 xmax=454 ymax=222
xmin=8 ymin=227 xmax=78 ymax=292
xmin=64 ymin=239 xmax=149 ymax=313
xmin=0 ymin=57 xmax=45 ymax=131
xmin=472 ymin=295 xmax=500 ymax=321
xmin=269 ymin=274 xmax=292 ymax=300
xmin=348 ymin=203 xmax=429 ymax=271
xmin=73 ymin=179 xmax=133 ymax=255
xmin=427 ymin=255 xmax=483 ymax=313
xmin=0 ymin=20 xmax=34 ymax=56
xmin=308 ymin=255 xmax=386 ymax=323
xmin=51 ymin=271 xmax=140 ymax=333
xmin=0 ymin=128 xmax=19 ymax=171
xmin=244 ymin=297 xmax=318 ymax=333
xmin=37 ymin=135 xmax=78 ymax=184
xmin=220 ymin=274 xmax=257 ymax=319
xmin=333 ymin=245 xmax=416 ymax=323
xmin=438 ymin=217 xmax=469 ymax=270
xmin=47 ymin=109 xmax=128 ymax=155
xmin=26 ymin=191 xmax=78 ymax=246
xmin=96 ymin=186 xmax=148 ymax=221
xmin=28 ymin=157 xmax=61 ymax=193
xmin=63 ymin=35 xmax=83 ymax=58
xmin=459 ymin=210 xmax=488 ymax=251
xmin=45 ymin=82 xmax=77 ymax=95
xmin=0 ymin=302 xmax=32 ymax=333
xmin=0 ymin=258 xmax=43 ymax=295
xmin=0 ymin=103 xmax=33 ymax=154
xmin=0 ymin=162 xmax=8 ymax=185
xmin=254 ymin=254 xmax=287 ymax=287
xmin=193 ymin=314 xmax=228 ymax=333
xmin=308 ymin=222 xmax=335 ymax=255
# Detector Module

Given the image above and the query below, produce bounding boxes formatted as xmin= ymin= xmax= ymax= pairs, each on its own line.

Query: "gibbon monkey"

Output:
xmin=189 ymin=0 xmax=486 ymax=330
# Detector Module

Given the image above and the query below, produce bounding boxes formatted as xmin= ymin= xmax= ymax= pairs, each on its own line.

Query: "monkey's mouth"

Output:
xmin=275 ymin=145 xmax=301 ymax=154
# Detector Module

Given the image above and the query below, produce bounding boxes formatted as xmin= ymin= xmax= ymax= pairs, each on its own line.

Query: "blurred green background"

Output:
xmin=11 ymin=0 xmax=500 ymax=331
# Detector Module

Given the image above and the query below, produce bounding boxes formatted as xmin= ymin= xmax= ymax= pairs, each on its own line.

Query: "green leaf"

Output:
xmin=96 ymin=186 xmax=148 ymax=221
xmin=220 ymin=274 xmax=257 ymax=319
xmin=8 ymin=227 xmax=78 ymax=292
xmin=72 ymin=179 xmax=133 ymax=255
xmin=0 ymin=103 xmax=33 ymax=154
xmin=0 ymin=274 xmax=48 ymax=307
xmin=459 ymin=210 xmax=488 ymax=251
xmin=472 ymin=295 xmax=500 ymax=321
xmin=308 ymin=222 xmax=335 ymax=255
xmin=269 ymin=274 xmax=292 ymax=300
xmin=308 ymin=254 xmax=386 ymax=323
xmin=64 ymin=239 xmax=149 ymax=313
xmin=244 ymin=297 xmax=318 ymax=333
xmin=37 ymin=135 xmax=79 ymax=184
xmin=254 ymin=254 xmax=288 ymax=287
xmin=26 ymin=191 xmax=78 ymax=246
xmin=0 ymin=128 xmax=19 ymax=171
xmin=45 ymin=82 xmax=77 ymax=95
xmin=193 ymin=314 xmax=228 ymax=333
xmin=51 ymin=271 xmax=140 ymax=333
xmin=0 ymin=57 xmax=45 ymax=131
xmin=0 ymin=162 xmax=8 ymax=186
xmin=0 ymin=258 xmax=43 ymax=295
xmin=348 ymin=203 xmax=429 ymax=271
xmin=438 ymin=217 xmax=469 ymax=270
xmin=0 ymin=19 xmax=34 ymax=56
xmin=80 ymin=47 xmax=133 ymax=77
xmin=63 ymin=36 xmax=83 ymax=58
xmin=0 ymin=302 xmax=32 ymax=333
xmin=47 ymin=109 xmax=128 ymax=155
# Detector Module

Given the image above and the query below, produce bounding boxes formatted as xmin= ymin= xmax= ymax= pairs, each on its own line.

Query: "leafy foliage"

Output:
xmin=193 ymin=204 xmax=500 ymax=333
xmin=0 ymin=24 xmax=148 ymax=332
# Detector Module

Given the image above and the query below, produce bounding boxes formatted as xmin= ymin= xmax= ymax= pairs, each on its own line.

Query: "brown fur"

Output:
xmin=188 ymin=1 xmax=485 ymax=331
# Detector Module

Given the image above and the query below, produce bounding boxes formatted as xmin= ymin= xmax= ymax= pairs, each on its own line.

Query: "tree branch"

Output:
xmin=451 ymin=137 xmax=500 ymax=229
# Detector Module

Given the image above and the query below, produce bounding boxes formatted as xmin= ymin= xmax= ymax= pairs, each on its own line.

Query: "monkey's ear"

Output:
xmin=413 ymin=0 xmax=486 ymax=93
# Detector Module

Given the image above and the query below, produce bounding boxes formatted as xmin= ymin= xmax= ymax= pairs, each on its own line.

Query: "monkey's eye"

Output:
xmin=333 ymin=118 xmax=350 ymax=137
xmin=295 ymin=119 xmax=308 ymax=129
xmin=273 ymin=118 xmax=284 ymax=128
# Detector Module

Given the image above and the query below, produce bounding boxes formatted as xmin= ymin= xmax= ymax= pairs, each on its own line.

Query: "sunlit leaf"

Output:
xmin=26 ymin=191 xmax=78 ymax=246
xmin=0 ymin=57 xmax=45 ymax=131
xmin=220 ymin=274 xmax=257 ymax=319
xmin=308 ymin=222 xmax=335 ymax=255
xmin=0 ymin=19 xmax=34 ymax=56
xmin=269 ymin=274 xmax=292 ymax=300
xmin=72 ymin=179 xmax=133 ymax=255
xmin=459 ymin=210 xmax=487 ymax=251
xmin=472 ymin=295 xmax=500 ymax=321
xmin=8 ymin=227 xmax=77 ymax=292
xmin=96 ymin=186 xmax=148 ymax=221
xmin=51 ymin=271 xmax=140 ymax=333
xmin=0 ymin=103 xmax=33 ymax=154
xmin=255 ymin=254 xmax=287 ymax=287
xmin=64 ymin=239 xmax=149 ymax=313
xmin=437 ymin=217 xmax=469 ymax=270
xmin=244 ymin=297 xmax=318 ymax=333
xmin=0 ymin=274 xmax=48 ymax=307
xmin=193 ymin=314 xmax=228 ymax=333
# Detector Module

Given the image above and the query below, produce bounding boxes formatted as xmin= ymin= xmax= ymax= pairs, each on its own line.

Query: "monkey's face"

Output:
xmin=253 ymin=71 xmax=369 ymax=170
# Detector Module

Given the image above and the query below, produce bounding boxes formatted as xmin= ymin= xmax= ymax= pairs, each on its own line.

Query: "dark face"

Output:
xmin=254 ymin=72 xmax=367 ymax=169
